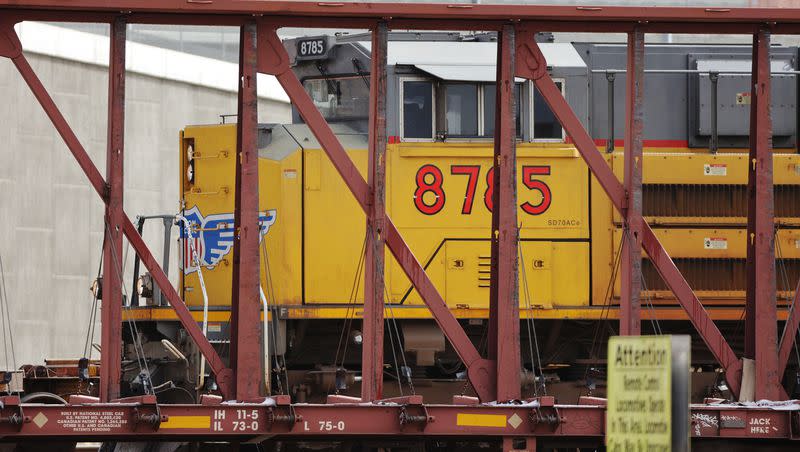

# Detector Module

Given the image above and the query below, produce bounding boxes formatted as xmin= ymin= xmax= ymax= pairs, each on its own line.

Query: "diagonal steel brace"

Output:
xmin=256 ymin=23 xmax=495 ymax=402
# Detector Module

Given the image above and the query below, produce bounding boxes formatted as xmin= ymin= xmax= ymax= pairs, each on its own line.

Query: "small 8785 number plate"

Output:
xmin=296 ymin=37 xmax=329 ymax=60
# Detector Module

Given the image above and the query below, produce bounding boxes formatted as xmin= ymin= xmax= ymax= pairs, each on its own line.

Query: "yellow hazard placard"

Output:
xmin=606 ymin=335 xmax=689 ymax=452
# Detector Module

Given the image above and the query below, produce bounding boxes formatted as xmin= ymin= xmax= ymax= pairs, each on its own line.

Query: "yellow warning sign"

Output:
xmin=606 ymin=336 xmax=690 ymax=452
xmin=736 ymin=92 xmax=751 ymax=105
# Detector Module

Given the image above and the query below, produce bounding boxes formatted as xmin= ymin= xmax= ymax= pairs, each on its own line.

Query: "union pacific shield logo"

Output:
xmin=180 ymin=205 xmax=277 ymax=274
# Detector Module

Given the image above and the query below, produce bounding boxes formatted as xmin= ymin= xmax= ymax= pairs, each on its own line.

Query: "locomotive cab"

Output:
xmin=178 ymin=33 xmax=593 ymax=311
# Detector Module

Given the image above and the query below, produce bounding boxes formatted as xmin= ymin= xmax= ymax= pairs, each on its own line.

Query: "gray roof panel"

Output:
xmin=360 ymin=41 xmax=586 ymax=69
xmin=414 ymin=64 xmax=526 ymax=82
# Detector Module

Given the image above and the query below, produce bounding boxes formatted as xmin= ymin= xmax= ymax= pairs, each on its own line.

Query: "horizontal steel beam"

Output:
xmin=8 ymin=8 xmax=800 ymax=37
xmin=0 ymin=396 xmax=795 ymax=442
xmin=0 ymin=10 xmax=785 ymax=34
xmin=4 ymin=1 xmax=800 ymax=24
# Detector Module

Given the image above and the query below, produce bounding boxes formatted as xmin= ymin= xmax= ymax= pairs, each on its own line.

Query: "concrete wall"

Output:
xmin=0 ymin=52 xmax=291 ymax=367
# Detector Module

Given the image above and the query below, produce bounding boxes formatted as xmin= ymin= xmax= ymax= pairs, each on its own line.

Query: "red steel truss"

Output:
xmin=0 ymin=0 xmax=799 ymax=445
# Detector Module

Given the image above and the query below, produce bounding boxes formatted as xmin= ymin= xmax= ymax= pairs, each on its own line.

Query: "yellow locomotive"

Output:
xmin=125 ymin=33 xmax=800 ymax=401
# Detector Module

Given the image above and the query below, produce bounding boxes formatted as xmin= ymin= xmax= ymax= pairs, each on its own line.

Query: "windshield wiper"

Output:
xmin=351 ymin=57 xmax=370 ymax=89
xmin=315 ymin=61 xmax=340 ymax=101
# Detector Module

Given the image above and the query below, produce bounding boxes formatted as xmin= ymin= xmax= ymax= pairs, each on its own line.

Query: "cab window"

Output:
xmin=303 ymin=76 xmax=369 ymax=122
xmin=532 ymin=81 xmax=564 ymax=140
xmin=402 ymin=80 xmax=434 ymax=139
xmin=445 ymin=84 xmax=479 ymax=137
xmin=400 ymin=79 xmax=565 ymax=141
xmin=482 ymin=83 xmax=522 ymax=138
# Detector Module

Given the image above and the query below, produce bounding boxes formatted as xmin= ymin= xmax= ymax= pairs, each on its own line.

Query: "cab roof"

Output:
xmin=356 ymin=41 xmax=586 ymax=82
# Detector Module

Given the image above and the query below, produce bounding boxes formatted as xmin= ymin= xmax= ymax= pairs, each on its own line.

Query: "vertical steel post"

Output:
xmin=100 ymin=17 xmax=126 ymax=402
xmin=361 ymin=21 xmax=388 ymax=402
xmin=489 ymin=24 xmax=520 ymax=401
xmin=744 ymin=28 xmax=780 ymax=400
xmin=229 ymin=22 xmax=261 ymax=401
xmin=620 ymin=29 xmax=644 ymax=337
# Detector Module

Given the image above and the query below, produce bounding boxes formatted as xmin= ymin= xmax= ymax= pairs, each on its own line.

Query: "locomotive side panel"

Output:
xmin=181 ymin=124 xmax=304 ymax=309
xmin=302 ymin=146 xmax=369 ymax=304
xmin=387 ymin=143 xmax=590 ymax=309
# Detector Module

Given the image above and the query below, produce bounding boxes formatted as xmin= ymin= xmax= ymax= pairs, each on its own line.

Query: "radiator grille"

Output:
xmin=642 ymin=184 xmax=800 ymax=218
xmin=641 ymin=258 xmax=800 ymax=292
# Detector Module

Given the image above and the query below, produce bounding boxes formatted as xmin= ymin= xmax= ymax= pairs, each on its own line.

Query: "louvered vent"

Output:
xmin=642 ymin=184 xmax=800 ymax=218
xmin=641 ymin=258 xmax=800 ymax=292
